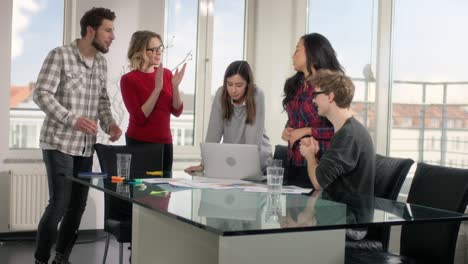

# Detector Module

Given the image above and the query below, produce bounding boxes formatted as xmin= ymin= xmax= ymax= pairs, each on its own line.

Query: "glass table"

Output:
xmin=68 ymin=172 xmax=468 ymax=264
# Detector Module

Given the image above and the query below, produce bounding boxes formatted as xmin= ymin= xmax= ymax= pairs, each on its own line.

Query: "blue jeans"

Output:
xmin=34 ymin=150 xmax=92 ymax=262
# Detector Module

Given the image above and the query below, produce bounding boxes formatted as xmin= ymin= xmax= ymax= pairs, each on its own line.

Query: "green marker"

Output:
xmin=150 ymin=190 xmax=169 ymax=195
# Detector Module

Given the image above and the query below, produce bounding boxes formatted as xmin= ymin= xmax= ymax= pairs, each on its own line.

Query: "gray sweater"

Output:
xmin=316 ymin=117 xmax=375 ymax=195
xmin=205 ymin=86 xmax=272 ymax=170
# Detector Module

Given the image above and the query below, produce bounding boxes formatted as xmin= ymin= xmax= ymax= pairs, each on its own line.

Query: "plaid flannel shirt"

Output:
xmin=33 ymin=40 xmax=115 ymax=157
xmin=285 ymin=79 xmax=334 ymax=166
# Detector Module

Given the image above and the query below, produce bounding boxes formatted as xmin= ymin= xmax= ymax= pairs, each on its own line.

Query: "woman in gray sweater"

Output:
xmin=185 ymin=60 xmax=272 ymax=173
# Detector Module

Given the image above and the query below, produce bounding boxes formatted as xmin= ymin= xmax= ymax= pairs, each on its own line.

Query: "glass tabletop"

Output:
xmin=68 ymin=172 xmax=468 ymax=236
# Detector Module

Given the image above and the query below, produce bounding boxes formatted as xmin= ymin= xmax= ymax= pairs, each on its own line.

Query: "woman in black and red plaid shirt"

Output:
xmin=281 ymin=33 xmax=344 ymax=188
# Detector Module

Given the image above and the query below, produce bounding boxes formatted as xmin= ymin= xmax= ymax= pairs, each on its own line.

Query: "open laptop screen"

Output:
xmin=200 ymin=143 xmax=264 ymax=181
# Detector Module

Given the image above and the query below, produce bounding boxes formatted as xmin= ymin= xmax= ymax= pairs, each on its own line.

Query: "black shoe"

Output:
xmin=52 ymin=253 xmax=71 ymax=264
xmin=51 ymin=260 xmax=71 ymax=264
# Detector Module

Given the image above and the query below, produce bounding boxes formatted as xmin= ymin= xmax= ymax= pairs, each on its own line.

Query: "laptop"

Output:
xmin=200 ymin=143 xmax=265 ymax=181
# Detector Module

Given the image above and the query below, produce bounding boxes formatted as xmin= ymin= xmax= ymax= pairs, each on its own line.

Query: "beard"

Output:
xmin=92 ymin=37 xmax=109 ymax=54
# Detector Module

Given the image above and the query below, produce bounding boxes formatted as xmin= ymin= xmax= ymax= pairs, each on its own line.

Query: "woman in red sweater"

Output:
xmin=120 ymin=30 xmax=186 ymax=172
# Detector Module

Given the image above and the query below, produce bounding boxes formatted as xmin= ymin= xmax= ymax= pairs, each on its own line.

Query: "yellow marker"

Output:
xmin=150 ymin=190 xmax=169 ymax=195
xmin=146 ymin=171 xmax=163 ymax=176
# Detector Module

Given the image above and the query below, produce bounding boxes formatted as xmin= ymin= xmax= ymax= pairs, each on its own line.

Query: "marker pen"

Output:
xmin=145 ymin=171 xmax=163 ymax=176
xmin=111 ymin=176 xmax=143 ymax=184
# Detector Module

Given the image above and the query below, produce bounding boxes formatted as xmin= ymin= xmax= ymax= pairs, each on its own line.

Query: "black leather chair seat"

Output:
xmin=346 ymin=239 xmax=384 ymax=252
xmin=104 ymin=219 xmax=132 ymax=243
xmin=346 ymin=249 xmax=416 ymax=264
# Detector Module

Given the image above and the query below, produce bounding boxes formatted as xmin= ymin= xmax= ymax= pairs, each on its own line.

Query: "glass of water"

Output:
xmin=267 ymin=167 xmax=284 ymax=192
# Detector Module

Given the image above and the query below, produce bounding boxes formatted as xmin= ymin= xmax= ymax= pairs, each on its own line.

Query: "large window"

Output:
xmin=210 ymin=0 xmax=245 ymax=95
xmin=390 ymin=0 xmax=468 ymax=169
xmin=9 ymin=0 xmax=64 ymax=149
xmin=8 ymin=0 xmax=247 ymax=151
xmin=166 ymin=0 xmax=246 ymax=147
xmin=165 ymin=0 xmax=199 ymax=147
xmin=308 ymin=0 xmax=378 ymax=139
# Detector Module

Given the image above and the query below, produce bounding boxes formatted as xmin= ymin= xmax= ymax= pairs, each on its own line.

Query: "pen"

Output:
xmin=125 ymin=179 xmax=143 ymax=185
xmin=146 ymin=171 xmax=163 ymax=176
xmin=111 ymin=176 xmax=143 ymax=184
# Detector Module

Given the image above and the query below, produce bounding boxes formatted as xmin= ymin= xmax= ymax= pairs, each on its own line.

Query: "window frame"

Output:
xmin=169 ymin=0 xmax=249 ymax=163
xmin=4 ymin=0 xmax=249 ymax=165
xmin=5 ymin=0 xmax=70 ymax=161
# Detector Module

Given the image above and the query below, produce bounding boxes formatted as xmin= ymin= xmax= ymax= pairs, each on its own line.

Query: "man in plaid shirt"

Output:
xmin=33 ymin=7 xmax=122 ymax=264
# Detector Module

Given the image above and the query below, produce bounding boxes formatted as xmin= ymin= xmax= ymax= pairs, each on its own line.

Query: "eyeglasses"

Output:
xmin=312 ymin=91 xmax=327 ymax=98
xmin=146 ymin=45 xmax=165 ymax=53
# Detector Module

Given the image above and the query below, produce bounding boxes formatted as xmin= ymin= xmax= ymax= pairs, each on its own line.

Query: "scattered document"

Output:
xmin=142 ymin=175 xmax=311 ymax=194
xmin=142 ymin=178 xmax=180 ymax=184
xmin=244 ymin=185 xmax=312 ymax=194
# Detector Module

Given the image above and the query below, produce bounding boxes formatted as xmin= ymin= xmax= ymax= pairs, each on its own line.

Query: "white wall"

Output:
xmin=0 ymin=0 xmax=12 ymax=167
xmin=0 ymin=0 xmax=13 ymax=233
xmin=251 ymin=0 xmax=307 ymax=148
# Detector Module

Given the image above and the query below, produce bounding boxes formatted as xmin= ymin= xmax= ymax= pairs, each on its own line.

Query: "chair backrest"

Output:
xmin=374 ymin=154 xmax=414 ymax=200
xmin=273 ymin=145 xmax=288 ymax=167
xmin=364 ymin=154 xmax=414 ymax=250
xmin=400 ymin=162 xmax=468 ymax=264
xmin=94 ymin=143 xmax=164 ymax=221
xmin=94 ymin=143 xmax=164 ymax=179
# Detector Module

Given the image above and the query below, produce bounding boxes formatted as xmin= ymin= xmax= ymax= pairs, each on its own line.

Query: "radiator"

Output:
xmin=9 ymin=165 xmax=49 ymax=231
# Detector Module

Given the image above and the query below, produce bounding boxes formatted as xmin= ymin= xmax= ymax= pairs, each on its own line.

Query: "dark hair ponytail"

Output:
xmin=282 ymin=72 xmax=304 ymax=110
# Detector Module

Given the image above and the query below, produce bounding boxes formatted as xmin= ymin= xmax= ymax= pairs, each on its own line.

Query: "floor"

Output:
xmin=2 ymin=226 xmax=467 ymax=264
xmin=0 ymin=232 xmax=131 ymax=264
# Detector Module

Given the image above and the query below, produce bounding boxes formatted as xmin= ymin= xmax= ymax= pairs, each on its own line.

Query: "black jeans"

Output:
xmin=34 ymin=150 xmax=92 ymax=262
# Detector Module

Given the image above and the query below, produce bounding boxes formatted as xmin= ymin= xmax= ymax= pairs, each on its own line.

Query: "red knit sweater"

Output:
xmin=120 ymin=67 xmax=183 ymax=144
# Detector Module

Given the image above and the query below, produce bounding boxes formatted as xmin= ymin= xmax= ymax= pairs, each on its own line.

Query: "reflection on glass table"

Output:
xmin=68 ymin=173 xmax=468 ymax=264
xmin=72 ymin=174 xmax=468 ymax=234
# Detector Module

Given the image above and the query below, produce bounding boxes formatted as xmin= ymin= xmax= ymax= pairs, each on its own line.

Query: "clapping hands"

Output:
xmin=172 ymin=63 xmax=187 ymax=89
xmin=299 ymin=137 xmax=319 ymax=160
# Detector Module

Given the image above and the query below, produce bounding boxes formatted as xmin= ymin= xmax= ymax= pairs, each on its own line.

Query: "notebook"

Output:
xmin=200 ymin=143 xmax=265 ymax=181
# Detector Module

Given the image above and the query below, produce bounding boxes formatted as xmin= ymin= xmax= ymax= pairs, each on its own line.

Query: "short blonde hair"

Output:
xmin=127 ymin=30 xmax=162 ymax=70
xmin=310 ymin=69 xmax=355 ymax=108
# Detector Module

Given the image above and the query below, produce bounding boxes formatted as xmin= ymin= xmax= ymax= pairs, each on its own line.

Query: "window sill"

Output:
xmin=4 ymin=148 xmax=201 ymax=163
xmin=4 ymin=149 xmax=43 ymax=164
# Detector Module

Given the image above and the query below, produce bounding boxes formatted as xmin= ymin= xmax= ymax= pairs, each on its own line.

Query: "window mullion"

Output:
xmin=374 ymin=0 xmax=394 ymax=155
xmin=195 ymin=0 xmax=214 ymax=146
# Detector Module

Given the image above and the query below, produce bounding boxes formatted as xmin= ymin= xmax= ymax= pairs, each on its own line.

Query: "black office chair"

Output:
xmin=346 ymin=162 xmax=468 ymax=264
xmin=346 ymin=154 xmax=414 ymax=251
xmin=273 ymin=145 xmax=288 ymax=166
xmin=94 ymin=143 xmax=164 ymax=264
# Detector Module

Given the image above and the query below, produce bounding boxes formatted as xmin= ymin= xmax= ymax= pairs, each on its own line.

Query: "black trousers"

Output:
xmin=125 ymin=135 xmax=174 ymax=172
xmin=35 ymin=150 xmax=92 ymax=262
xmin=284 ymin=164 xmax=313 ymax=189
